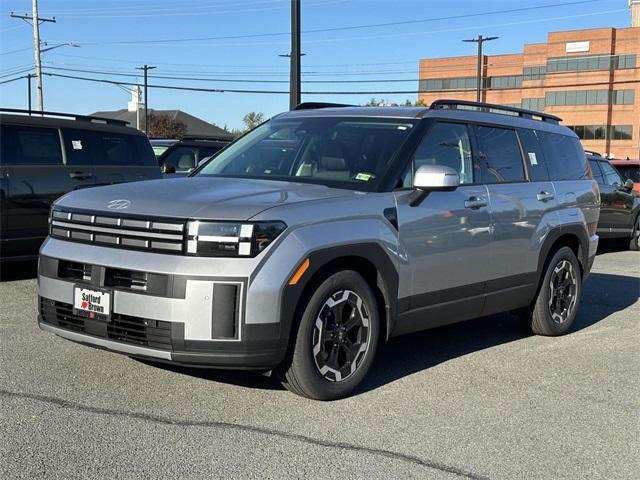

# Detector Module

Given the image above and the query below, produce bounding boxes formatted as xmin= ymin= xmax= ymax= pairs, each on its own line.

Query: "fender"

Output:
xmin=280 ymin=243 xmax=399 ymax=343
xmin=534 ymin=223 xmax=589 ymax=292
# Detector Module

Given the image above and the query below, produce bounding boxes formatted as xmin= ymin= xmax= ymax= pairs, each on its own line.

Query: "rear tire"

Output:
xmin=529 ymin=246 xmax=582 ymax=336
xmin=630 ymin=215 xmax=640 ymax=251
xmin=277 ymin=270 xmax=379 ymax=400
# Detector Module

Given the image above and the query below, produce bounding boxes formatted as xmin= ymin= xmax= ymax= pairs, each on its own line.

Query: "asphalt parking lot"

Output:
xmin=1 ymin=244 xmax=638 ymax=480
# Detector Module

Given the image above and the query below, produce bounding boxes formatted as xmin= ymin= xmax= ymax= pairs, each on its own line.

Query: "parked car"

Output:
xmin=609 ymin=158 xmax=640 ymax=193
xmin=149 ymin=139 xmax=178 ymax=158
xmin=586 ymin=152 xmax=639 ymax=250
xmin=157 ymin=136 xmax=232 ymax=175
xmin=0 ymin=108 xmax=161 ymax=263
xmin=38 ymin=100 xmax=599 ymax=400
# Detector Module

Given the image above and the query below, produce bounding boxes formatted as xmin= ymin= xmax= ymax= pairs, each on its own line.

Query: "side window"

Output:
xmin=89 ymin=132 xmax=140 ymax=166
xmin=518 ymin=128 xmax=549 ymax=182
xmin=62 ymin=129 xmax=93 ymax=165
xmin=537 ymin=132 xmax=588 ymax=181
xmin=1 ymin=125 xmax=62 ymax=165
xmin=475 ymin=126 xmax=525 ymax=183
xmin=588 ymin=160 xmax=604 ymax=184
xmin=599 ymin=161 xmax=623 ymax=186
xmin=408 ymin=122 xmax=474 ymax=186
xmin=133 ymin=136 xmax=158 ymax=166
xmin=163 ymin=146 xmax=198 ymax=171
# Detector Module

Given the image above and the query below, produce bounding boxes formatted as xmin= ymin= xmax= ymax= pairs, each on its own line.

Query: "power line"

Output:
xmin=41 ymin=70 xmax=640 ymax=95
xmin=47 ymin=0 xmax=606 ymax=46
xmin=0 ymin=74 xmax=30 ymax=85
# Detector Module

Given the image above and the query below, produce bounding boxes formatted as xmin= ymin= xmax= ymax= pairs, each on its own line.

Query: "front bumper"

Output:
xmin=37 ymin=238 xmax=289 ymax=369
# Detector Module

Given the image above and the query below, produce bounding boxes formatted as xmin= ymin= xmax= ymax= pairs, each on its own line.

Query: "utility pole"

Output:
xmin=289 ymin=0 xmax=301 ymax=110
xmin=463 ymin=35 xmax=498 ymax=102
xmin=136 ymin=65 xmax=156 ymax=134
xmin=10 ymin=2 xmax=56 ymax=112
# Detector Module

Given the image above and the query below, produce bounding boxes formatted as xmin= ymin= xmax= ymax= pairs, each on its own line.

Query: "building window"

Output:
xmin=521 ymin=98 xmax=545 ymax=111
xmin=487 ymin=75 xmax=523 ymax=89
xmin=545 ymin=89 xmax=634 ymax=106
xmin=568 ymin=125 xmax=633 ymax=140
xmin=523 ymin=66 xmax=546 ymax=80
xmin=419 ymin=77 xmax=476 ymax=91
xmin=547 ymin=54 xmax=637 ymax=72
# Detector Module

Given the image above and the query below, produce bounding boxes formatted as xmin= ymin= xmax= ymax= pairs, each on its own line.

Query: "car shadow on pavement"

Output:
xmin=140 ymin=272 xmax=638 ymax=396
xmin=0 ymin=260 xmax=38 ymax=282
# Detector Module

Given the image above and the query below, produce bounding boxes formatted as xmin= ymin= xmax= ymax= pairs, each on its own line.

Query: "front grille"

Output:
xmin=40 ymin=298 xmax=173 ymax=350
xmin=104 ymin=268 xmax=148 ymax=291
xmin=50 ymin=209 xmax=185 ymax=254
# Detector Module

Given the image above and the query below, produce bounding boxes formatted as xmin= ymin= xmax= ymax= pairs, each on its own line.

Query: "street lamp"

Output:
xmin=40 ymin=42 xmax=79 ymax=53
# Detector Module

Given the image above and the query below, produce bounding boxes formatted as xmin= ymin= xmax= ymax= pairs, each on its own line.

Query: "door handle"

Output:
xmin=464 ymin=196 xmax=487 ymax=209
xmin=536 ymin=191 xmax=555 ymax=202
xmin=69 ymin=171 xmax=93 ymax=180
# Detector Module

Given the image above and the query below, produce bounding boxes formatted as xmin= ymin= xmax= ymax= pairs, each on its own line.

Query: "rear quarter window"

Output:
xmin=1 ymin=124 xmax=63 ymax=165
xmin=65 ymin=130 xmax=156 ymax=166
xmin=537 ymin=131 xmax=588 ymax=181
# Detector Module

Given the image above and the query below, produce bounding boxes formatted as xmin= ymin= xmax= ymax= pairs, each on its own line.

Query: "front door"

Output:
xmin=394 ymin=121 xmax=491 ymax=334
xmin=597 ymin=160 xmax=635 ymax=234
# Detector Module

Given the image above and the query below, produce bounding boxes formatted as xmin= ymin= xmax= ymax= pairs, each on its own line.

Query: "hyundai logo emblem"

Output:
xmin=107 ymin=199 xmax=131 ymax=210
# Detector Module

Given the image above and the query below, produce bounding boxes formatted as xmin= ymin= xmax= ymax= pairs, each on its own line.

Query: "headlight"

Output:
xmin=186 ymin=220 xmax=286 ymax=257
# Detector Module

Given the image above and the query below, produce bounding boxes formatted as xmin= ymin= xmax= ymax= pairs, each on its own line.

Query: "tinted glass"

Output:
xmin=87 ymin=132 xmax=156 ymax=166
xmin=476 ymin=126 xmax=525 ymax=183
xmin=599 ymin=161 xmax=623 ymax=186
xmin=614 ymin=165 xmax=640 ymax=183
xmin=199 ymin=146 xmax=223 ymax=159
xmin=588 ymin=160 xmax=604 ymax=184
xmin=538 ymin=132 xmax=588 ymax=181
xmin=1 ymin=125 xmax=62 ymax=165
xmin=518 ymin=128 xmax=549 ymax=181
xmin=197 ymin=117 xmax=415 ymax=191
xmin=164 ymin=146 xmax=198 ymax=171
xmin=62 ymin=129 xmax=93 ymax=165
xmin=409 ymin=122 xmax=474 ymax=186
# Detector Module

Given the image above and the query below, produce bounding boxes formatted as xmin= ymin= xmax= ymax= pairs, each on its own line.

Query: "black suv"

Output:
xmin=586 ymin=151 xmax=640 ymax=250
xmin=0 ymin=109 xmax=161 ymax=263
xmin=157 ymin=136 xmax=232 ymax=175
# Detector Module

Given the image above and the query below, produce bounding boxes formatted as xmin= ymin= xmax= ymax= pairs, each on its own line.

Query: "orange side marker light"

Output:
xmin=288 ymin=258 xmax=310 ymax=285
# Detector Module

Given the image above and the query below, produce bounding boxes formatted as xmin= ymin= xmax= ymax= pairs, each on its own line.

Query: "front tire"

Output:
xmin=529 ymin=246 xmax=582 ymax=336
xmin=278 ymin=270 xmax=379 ymax=400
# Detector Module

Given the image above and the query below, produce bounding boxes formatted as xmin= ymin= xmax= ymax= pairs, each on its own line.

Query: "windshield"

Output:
xmin=196 ymin=117 xmax=415 ymax=191
xmin=615 ymin=165 xmax=640 ymax=183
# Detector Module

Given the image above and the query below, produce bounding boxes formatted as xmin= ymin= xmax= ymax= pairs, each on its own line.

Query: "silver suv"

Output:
xmin=38 ymin=100 xmax=600 ymax=400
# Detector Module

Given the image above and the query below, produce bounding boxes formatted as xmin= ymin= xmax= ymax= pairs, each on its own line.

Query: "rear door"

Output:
xmin=588 ymin=159 xmax=613 ymax=231
xmin=68 ymin=129 xmax=160 ymax=185
xmin=473 ymin=124 xmax=555 ymax=314
xmin=2 ymin=123 xmax=94 ymax=259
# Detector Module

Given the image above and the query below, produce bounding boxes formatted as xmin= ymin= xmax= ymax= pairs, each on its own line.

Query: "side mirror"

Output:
xmin=409 ymin=164 xmax=460 ymax=206
xmin=162 ymin=162 xmax=176 ymax=174
xmin=622 ymin=179 xmax=634 ymax=192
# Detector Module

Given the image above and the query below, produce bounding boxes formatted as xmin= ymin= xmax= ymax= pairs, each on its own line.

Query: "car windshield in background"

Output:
xmin=615 ymin=165 xmax=640 ymax=183
xmin=196 ymin=117 xmax=415 ymax=190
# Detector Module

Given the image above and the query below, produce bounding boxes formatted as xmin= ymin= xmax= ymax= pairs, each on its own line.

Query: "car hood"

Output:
xmin=55 ymin=177 xmax=358 ymax=220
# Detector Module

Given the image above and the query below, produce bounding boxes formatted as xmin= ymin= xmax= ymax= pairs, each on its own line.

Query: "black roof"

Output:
xmin=0 ymin=108 xmax=145 ymax=135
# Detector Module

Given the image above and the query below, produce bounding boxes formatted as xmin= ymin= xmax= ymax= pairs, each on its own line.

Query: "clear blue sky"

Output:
xmin=0 ymin=0 xmax=632 ymax=130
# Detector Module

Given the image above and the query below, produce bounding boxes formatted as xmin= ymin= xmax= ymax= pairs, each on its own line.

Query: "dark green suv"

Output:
xmin=0 ymin=108 xmax=161 ymax=263
xmin=587 ymin=152 xmax=640 ymax=250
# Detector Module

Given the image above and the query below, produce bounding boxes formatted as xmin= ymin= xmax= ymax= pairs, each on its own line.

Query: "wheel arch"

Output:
xmin=280 ymin=243 xmax=399 ymax=348
xmin=536 ymin=225 xmax=589 ymax=288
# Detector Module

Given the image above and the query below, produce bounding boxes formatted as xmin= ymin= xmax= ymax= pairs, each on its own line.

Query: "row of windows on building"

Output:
xmin=545 ymin=89 xmax=635 ymax=106
xmin=421 ymin=54 xmax=637 ymax=91
xmin=420 ymin=75 xmax=523 ymax=91
xmin=566 ymin=125 xmax=633 ymax=141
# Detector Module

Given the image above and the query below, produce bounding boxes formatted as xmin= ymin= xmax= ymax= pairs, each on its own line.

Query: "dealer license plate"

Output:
xmin=73 ymin=286 xmax=112 ymax=321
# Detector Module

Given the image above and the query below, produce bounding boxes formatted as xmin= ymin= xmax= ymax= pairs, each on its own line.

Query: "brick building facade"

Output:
xmin=418 ymin=26 xmax=639 ymax=159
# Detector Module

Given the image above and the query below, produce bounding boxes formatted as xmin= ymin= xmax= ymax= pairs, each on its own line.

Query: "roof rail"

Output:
xmin=583 ymin=149 xmax=602 ymax=157
xmin=0 ymin=108 xmax=129 ymax=126
xmin=293 ymin=102 xmax=353 ymax=110
xmin=429 ymin=99 xmax=562 ymax=124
